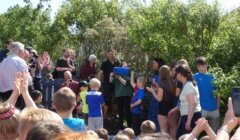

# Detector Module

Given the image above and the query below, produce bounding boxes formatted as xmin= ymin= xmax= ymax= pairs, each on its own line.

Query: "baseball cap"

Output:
xmin=79 ymin=80 xmax=89 ymax=87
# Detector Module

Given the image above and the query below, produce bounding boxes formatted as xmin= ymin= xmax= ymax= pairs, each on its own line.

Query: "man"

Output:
xmin=54 ymin=48 xmax=75 ymax=79
xmin=100 ymin=48 xmax=120 ymax=117
xmin=0 ymin=39 xmax=13 ymax=63
xmin=61 ymin=70 xmax=80 ymax=117
xmin=0 ymin=42 xmax=31 ymax=109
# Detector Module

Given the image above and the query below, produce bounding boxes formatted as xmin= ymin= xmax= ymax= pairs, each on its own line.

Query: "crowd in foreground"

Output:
xmin=0 ymin=40 xmax=240 ymax=140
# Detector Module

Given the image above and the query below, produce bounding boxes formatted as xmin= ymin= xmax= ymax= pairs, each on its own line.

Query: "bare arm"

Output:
xmin=186 ymin=94 xmax=197 ymax=131
xmin=109 ymin=72 xmax=114 ymax=83
xmin=7 ymin=73 xmax=21 ymax=105
xmin=116 ymin=75 xmax=126 ymax=85
xmin=20 ymin=72 xmax=37 ymax=108
xmin=146 ymin=87 xmax=163 ymax=102
xmin=130 ymin=71 xmax=136 ymax=88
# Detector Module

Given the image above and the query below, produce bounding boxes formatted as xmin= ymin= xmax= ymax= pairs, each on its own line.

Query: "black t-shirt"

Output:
xmin=55 ymin=58 xmax=74 ymax=78
xmin=100 ymin=59 xmax=120 ymax=87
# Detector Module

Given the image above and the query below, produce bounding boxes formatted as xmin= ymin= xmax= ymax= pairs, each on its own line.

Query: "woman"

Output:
xmin=175 ymin=64 xmax=201 ymax=139
xmin=147 ymin=58 xmax=165 ymax=132
xmin=148 ymin=65 xmax=175 ymax=134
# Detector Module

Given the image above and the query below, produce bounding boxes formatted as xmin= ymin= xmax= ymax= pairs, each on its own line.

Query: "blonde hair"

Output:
xmin=89 ymin=78 xmax=101 ymax=89
xmin=122 ymin=128 xmax=135 ymax=139
xmin=0 ymin=102 xmax=20 ymax=137
xmin=53 ymin=87 xmax=76 ymax=112
xmin=113 ymin=134 xmax=130 ymax=140
xmin=19 ymin=108 xmax=63 ymax=131
xmin=140 ymin=120 xmax=156 ymax=135
xmin=54 ymin=132 xmax=98 ymax=140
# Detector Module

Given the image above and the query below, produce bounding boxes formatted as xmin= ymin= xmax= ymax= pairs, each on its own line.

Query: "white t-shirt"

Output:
xmin=179 ymin=81 xmax=201 ymax=116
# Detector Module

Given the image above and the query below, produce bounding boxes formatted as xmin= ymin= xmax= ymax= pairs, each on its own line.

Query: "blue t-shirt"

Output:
xmin=63 ymin=118 xmax=85 ymax=131
xmin=131 ymin=88 xmax=145 ymax=114
xmin=86 ymin=90 xmax=104 ymax=117
xmin=194 ymin=73 xmax=218 ymax=111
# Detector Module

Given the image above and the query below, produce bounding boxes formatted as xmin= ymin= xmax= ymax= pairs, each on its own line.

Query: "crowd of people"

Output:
xmin=0 ymin=39 xmax=240 ymax=140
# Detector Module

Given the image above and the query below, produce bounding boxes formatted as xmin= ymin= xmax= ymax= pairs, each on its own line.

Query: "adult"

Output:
xmin=0 ymin=39 xmax=13 ymax=63
xmin=175 ymin=64 xmax=201 ymax=139
xmin=54 ymin=48 xmax=76 ymax=79
xmin=148 ymin=58 xmax=165 ymax=132
xmin=110 ymin=62 xmax=133 ymax=129
xmin=79 ymin=54 xmax=97 ymax=81
xmin=61 ymin=71 xmax=80 ymax=97
xmin=194 ymin=56 xmax=219 ymax=132
xmin=69 ymin=49 xmax=78 ymax=77
xmin=100 ymin=48 xmax=120 ymax=117
xmin=40 ymin=51 xmax=53 ymax=80
xmin=0 ymin=42 xmax=31 ymax=109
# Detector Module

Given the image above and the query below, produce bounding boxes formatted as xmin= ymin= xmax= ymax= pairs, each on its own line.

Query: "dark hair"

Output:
xmin=107 ymin=47 xmax=115 ymax=53
xmin=31 ymin=90 xmax=42 ymax=101
xmin=6 ymin=39 xmax=13 ymax=45
xmin=95 ymin=128 xmax=108 ymax=140
xmin=153 ymin=58 xmax=165 ymax=68
xmin=175 ymin=64 xmax=196 ymax=86
xmin=159 ymin=65 xmax=175 ymax=96
xmin=196 ymin=56 xmax=208 ymax=65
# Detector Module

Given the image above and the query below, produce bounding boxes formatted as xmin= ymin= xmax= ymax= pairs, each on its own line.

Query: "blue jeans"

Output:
xmin=176 ymin=112 xmax=202 ymax=139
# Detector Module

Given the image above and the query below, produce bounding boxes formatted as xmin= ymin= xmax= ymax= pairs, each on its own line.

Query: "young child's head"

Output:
xmin=113 ymin=134 xmax=130 ymax=140
xmin=0 ymin=102 xmax=20 ymax=140
xmin=196 ymin=56 xmax=208 ymax=73
xmin=95 ymin=128 xmax=108 ymax=140
xmin=19 ymin=108 xmax=63 ymax=140
xmin=140 ymin=120 xmax=156 ymax=135
xmin=53 ymin=87 xmax=76 ymax=113
xmin=26 ymin=121 xmax=70 ymax=140
xmin=137 ymin=77 xmax=145 ymax=88
xmin=79 ymin=81 xmax=89 ymax=92
xmin=89 ymin=78 xmax=101 ymax=91
xmin=122 ymin=128 xmax=135 ymax=139
xmin=53 ymin=132 xmax=98 ymax=140
xmin=31 ymin=90 xmax=42 ymax=104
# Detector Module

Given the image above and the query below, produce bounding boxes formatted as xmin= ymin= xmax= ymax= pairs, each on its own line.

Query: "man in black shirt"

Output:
xmin=55 ymin=48 xmax=76 ymax=79
xmin=100 ymin=48 xmax=120 ymax=117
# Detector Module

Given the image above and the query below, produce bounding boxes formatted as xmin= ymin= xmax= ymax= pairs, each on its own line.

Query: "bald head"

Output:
xmin=64 ymin=71 xmax=72 ymax=80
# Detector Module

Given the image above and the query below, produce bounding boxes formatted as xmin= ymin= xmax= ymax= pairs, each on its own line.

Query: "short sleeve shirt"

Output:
xmin=131 ymin=88 xmax=145 ymax=114
xmin=86 ymin=91 xmax=105 ymax=117
xmin=100 ymin=59 xmax=120 ymax=86
xmin=179 ymin=81 xmax=201 ymax=115
xmin=112 ymin=76 xmax=133 ymax=97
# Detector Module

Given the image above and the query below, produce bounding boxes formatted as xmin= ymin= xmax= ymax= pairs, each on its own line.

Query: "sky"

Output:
xmin=0 ymin=0 xmax=240 ymax=19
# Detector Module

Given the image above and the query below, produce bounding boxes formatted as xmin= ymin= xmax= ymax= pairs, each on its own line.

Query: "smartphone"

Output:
xmin=231 ymin=87 xmax=240 ymax=117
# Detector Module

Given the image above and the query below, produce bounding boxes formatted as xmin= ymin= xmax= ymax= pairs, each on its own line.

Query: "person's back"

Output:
xmin=53 ymin=87 xmax=85 ymax=131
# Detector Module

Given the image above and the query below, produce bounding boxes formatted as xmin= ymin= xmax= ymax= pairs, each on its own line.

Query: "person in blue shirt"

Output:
xmin=0 ymin=39 xmax=13 ymax=63
xmin=194 ymin=56 xmax=219 ymax=132
xmin=86 ymin=78 xmax=105 ymax=131
xmin=53 ymin=87 xmax=85 ymax=132
xmin=130 ymin=71 xmax=145 ymax=135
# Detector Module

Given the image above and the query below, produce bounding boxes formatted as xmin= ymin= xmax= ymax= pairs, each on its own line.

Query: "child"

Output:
xmin=130 ymin=71 xmax=145 ymax=135
xmin=122 ymin=128 xmax=135 ymax=139
xmin=86 ymin=78 xmax=105 ymax=131
xmin=79 ymin=80 xmax=89 ymax=124
xmin=140 ymin=120 xmax=156 ymax=135
xmin=95 ymin=128 xmax=109 ymax=140
xmin=194 ymin=56 xmax=219 ymax=132
xmin=31 ymin=90 xmax=45 ymax=108
xmin=53 ymin=87 xmax=85 ymax=132
xmin=0 ymin=102 xmax=20 ymax=140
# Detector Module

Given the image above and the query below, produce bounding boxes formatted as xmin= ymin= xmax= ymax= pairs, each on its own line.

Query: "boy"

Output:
xmin=140 ymin=120 xmax=156 ymax=135
xmin=79 ymin=80 xmax=89 ymax=124
xmin=194 ymin=56 xmax=219 ymax=132
xmin=30 ymin=90 xmax=45 ymax=108
xmin=130 ymin=71 xmax=145 ymax=135
xmin=53 ymin=87 xmax=85 ymax=131
xmin=86 ymin=78 xmax=105 ymax=131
